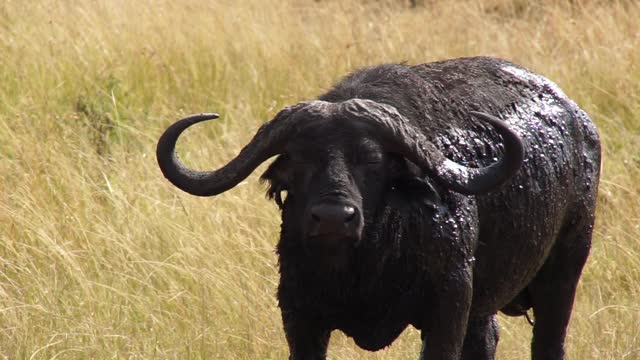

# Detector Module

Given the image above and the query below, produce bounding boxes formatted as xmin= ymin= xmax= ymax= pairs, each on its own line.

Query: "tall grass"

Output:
xmin=0 ymin=0 xmax=638 ymax=358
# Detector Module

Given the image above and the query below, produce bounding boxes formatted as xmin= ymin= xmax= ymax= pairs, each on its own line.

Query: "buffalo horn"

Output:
xmin=156 ymin=102 xmax=316 ymax=196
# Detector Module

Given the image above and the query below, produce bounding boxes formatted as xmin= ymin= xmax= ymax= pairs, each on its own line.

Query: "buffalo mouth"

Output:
xmin=303 ymin=234 xmax=358 ymax=269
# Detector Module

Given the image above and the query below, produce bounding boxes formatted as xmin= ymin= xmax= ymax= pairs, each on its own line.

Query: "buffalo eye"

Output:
xmin=353 ymin=141 xmax=384 ymax=166
xmin=288 ymin=154 xmax=315 ymax=168
xmin=354 ymin=150 xmax=383 ymax=166
xmin=288 ymin=153 xmax=304 ymax=164
xmin=363 ymin=154 xmax=383 ymax=165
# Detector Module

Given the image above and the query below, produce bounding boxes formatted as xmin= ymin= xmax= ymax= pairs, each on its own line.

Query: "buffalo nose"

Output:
xmin=310 ymin=203 xmax=357 ymax=234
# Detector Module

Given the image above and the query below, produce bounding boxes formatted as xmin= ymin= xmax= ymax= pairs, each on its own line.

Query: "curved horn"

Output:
xmin=341 ymin=99 xmax=525 ymax=195
xmin=156 ymin=102 xmax=319 ymax=197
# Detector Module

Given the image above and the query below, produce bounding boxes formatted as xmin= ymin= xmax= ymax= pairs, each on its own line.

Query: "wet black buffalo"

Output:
xmin=156 ymin=57 xmax=600 ymax=359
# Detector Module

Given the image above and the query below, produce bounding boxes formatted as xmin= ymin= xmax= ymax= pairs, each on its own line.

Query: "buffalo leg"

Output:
xmin=528 ymin=216 xmax=593 ymax=360
xmin=461 ymin=314 xmax=500 ymax=360
xmin=419 ymin=268 xmax=473 ymax=360
xmin=281 ymin=310 xmax=331 ymax=360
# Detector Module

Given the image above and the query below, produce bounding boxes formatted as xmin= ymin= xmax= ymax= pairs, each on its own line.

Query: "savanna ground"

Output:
xmin=1 ymin=0 xmax=639 ymax=358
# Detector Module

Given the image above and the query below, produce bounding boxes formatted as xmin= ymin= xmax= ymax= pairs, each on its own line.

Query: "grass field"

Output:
xmin=1 ymin=0 xmax=639 ymax=358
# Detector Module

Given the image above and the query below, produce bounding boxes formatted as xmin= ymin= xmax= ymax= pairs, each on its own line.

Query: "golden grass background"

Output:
xmin=0 ymin=0 xmax=638 ymax=358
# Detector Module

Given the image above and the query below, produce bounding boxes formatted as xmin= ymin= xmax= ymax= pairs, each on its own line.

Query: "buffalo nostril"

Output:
xmin=310 ymin=204 xmax=358 ymax=226
xmin=307 ymin=203 xmax=361 ymax=238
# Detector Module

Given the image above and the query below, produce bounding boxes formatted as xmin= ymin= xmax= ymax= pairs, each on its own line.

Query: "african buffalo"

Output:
xmin=156 ymin=56 xmax=600 ymax=359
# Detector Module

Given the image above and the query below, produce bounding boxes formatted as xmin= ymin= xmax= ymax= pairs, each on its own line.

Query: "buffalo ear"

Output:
xmin=394 ymin=176 xmax=442 ymax=210
xmin=260 ymin=155 xmax=293 ymax=209
xmin=389 ymin=155 xmax=441 ymax=209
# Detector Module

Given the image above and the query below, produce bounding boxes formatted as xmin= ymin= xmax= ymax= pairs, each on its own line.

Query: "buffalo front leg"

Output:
xmin=420 ymin=267 xmax=473 ymax=360
xmin=461 ymin=314 xmax=500 ymax=360
xmin=527 ymin=214 xmax=594 ymax=360
xmin=281 ymin=309 xmax=331 ymax=360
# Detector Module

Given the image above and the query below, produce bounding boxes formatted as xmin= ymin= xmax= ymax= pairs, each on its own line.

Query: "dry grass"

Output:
xmin=0 ymin=0 xmax=639 ymax=358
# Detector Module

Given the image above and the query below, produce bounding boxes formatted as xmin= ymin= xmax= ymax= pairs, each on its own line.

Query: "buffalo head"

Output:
xmin=156 ymin=99 xmax=524 ymax=264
